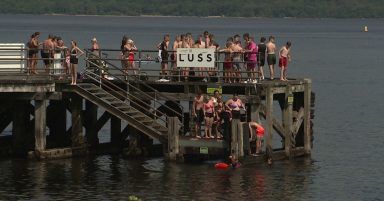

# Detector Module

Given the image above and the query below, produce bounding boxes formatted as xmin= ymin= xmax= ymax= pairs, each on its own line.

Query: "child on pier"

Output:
xmin=278 ymin=41 xmax=292 ymax=81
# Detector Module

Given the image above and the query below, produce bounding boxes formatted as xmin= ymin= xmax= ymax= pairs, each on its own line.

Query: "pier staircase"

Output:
xmin=71 ymin=51 xmax=183 ymax=143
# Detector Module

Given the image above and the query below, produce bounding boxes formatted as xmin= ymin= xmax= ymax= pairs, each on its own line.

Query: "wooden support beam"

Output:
xmin=95 ymin=111 xmax=112 ymax=132
xmin=292 ymin=107 xmax=304 ymax=136
xmin=167 ymin=117 xmax=180 ymax=161
xmin=111 ymin=116 xmax=122 ymax=148
xmin=70 ymin=95 xmax=83 ymax=147
xmin=259 ymin=103 xmax=285 ymax=139
xmin=47 ymin=100 xmax=68 ymax=148
xmin=35 ymin=99 xmax=47 ymax=152
xmin=265 ymin=87 xmax=273 ymax=160
xmin=284 ymin=86 xmax=293 ymax=158
xmin=85 ymin=101 xmax=99 ymax=147
xmin=303 ymin=79 xmax=312 ymax=154
xmin=230 ymin=119 xmax=242 ymax=159
xmin=12 ymin=100 xmax=31 ymax=155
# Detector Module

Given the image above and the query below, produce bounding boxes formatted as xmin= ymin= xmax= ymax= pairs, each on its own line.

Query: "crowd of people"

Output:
xmin=192 ymin=90 xmax=265 ymax=155
xmin=26 ymin=31 xmax=292 ymax=85
xmin=26 ymin=32 xmax=85 ymax=85
xmin=153 ymin=31 xmax=292 ymax=82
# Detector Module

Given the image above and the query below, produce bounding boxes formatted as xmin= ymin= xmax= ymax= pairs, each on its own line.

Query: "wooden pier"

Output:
xmin=0 ymin=47 xmax=315 ymax=164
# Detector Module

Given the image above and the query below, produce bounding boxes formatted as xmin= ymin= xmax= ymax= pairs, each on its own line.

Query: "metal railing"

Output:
xmin=84 ymin=48 xmax=263 ymax=83
xmin=84 ymin=49 xmax=184 ymax=130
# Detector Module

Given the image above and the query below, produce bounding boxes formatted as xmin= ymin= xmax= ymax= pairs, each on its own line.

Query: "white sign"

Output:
xmin=177 ymin=48 xmax=215 ymax=68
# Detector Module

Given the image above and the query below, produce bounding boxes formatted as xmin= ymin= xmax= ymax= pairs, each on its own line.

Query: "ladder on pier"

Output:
xmin=73 ymin=50 xmax=183 ymax=144
xmin=72 ymin=83 xmax=169 ymax=143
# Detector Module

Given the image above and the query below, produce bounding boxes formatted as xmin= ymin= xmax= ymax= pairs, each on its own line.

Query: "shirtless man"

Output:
xmin=203 ymin=31 xmax=210 ymax=48
xmin=244 ymin=37 xmax=258 ymax=83
xmin=266 ymin=36 xmax=276 ymax=80
xmin=192 ymin=91 xmax=205 ymax=138
xmin=278 ymin=41 xmax=292 ymax=81
xmin=180 ymin=34 xmax=190 ymax=81
xmin=231 ymin=39 xmax=243 ymax=82
xmin=171 ymin=35 xmax=181 ymax=79
xmin=195 ymin=35 xmax=206 ymax=79
xmin=41 ymin=34 xmax=55 ymax=73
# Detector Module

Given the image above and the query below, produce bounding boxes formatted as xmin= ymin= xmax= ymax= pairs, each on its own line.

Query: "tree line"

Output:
xmin=0 ymin=0 xmax=383 ymax=18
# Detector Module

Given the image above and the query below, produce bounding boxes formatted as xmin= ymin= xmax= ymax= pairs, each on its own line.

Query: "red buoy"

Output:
xmin=215 ymin=162 xmax=229 ymax=169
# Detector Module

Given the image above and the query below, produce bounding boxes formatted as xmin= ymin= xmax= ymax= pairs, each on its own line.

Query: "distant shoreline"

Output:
xmin=0 ymin=13 xmax=380 ymax=20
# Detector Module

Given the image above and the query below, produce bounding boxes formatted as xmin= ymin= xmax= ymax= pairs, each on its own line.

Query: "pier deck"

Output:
xmin=0 ymin=47 xmax=315 ymax=163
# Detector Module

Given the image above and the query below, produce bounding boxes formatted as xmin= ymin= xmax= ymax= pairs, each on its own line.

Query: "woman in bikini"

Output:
xmin=69 ymin=40 xmax=84 ymax=85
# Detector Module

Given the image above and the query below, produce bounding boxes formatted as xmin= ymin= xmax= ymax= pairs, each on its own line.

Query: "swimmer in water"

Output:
xmin=229 ymin=155 xmax=241 ymax=168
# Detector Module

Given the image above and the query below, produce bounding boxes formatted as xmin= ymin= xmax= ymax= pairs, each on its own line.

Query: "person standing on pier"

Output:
xmin=204 ymin=97 xmax=215 ymax=138
xmin=232 ymin=38 xmax=243 ymax=83
xmin=192 ymin=91 xmax=205 ymax=138
xmin=267 ymin=36 xmax=277 ymax=80
xmin=157 ymin=34 xmax=170 ymax=80
xmin=278 ymin=41 xmax=292 ymax=81
xmin=257 ymin=37 xmax=267 ymax=80
xmin=244 ymin=36 xmax=258 ymax=83
xmin=171 ymin=35 xmax=181 ymax=80
xmin=226 ymin=94 xmax=245 ymax=148
xmin=41 ymin=34 xmax=54 ymax=73
xmin=69 ymin=40 xmax=84 ymax=85
xmin=126 ymin=39 xmax=138 ymax=75
xmin=249 ymin=122 xmax=265 ymax=155
xmin=27 ymin=32 xmax=40 ymax=74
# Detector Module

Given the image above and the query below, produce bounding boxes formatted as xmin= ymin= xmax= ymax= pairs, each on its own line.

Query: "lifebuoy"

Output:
xmin=215 ymin=162 xmax=229 ymax=169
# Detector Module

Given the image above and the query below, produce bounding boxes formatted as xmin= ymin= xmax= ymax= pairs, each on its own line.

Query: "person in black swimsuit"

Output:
xmin=258 ymin=37 xmax=267 ymax=80
xmin=69 ymin=40 xmax=84 ymax=85
xmin=157 ymin=34 xmax=170 ymax=79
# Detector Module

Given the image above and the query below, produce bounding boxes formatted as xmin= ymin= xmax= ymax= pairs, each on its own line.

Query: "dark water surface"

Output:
xmin=0 ymin=15 xmax=384 ymax=200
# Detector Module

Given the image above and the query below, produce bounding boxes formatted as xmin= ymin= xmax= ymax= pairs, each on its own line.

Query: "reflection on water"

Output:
xmin=0 ymin=156 xmax=315 ymax=200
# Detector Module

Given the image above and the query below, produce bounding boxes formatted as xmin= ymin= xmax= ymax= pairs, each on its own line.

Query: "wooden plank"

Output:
xmin=259 ymin=103 xmax=285 ymax=139
xmin=34 ymin=99 xmax=47 ymax=152
xmin=95 ymin=111 xmax=111 ymax=132
xmin=292 ymin=107 xmax=304 ymax=135
xmin=303 ymin=79 xmax=312 ymax=154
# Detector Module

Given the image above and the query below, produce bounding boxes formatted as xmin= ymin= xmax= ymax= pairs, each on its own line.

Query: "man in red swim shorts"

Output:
xmin=278 ymin=41 xmax=292 ymax=81
xmin=249 ymin=122 xmax=265 ymax=155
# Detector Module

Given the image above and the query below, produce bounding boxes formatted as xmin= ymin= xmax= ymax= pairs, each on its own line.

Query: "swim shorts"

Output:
xmin=247 ymin=60 xmax=257 ymax=69
xmin=279 ymin=56 xmax=288 ymax=68
xmin=267 ymin=54 xmax=276 ymax=65
xmin=194 ymin=109 xmax=204 ymax=124
xmin=258 ymin=54 xmax=265 ymax=66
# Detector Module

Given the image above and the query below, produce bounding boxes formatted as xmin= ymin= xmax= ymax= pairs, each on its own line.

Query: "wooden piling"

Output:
xmin=283 ymin=86 xmax=293 ymax=158
xmin=35 ymin=99 xmax=47 ymax=152
xmin=70 ymin=95 xmax=83 ymax=147
xmin=167 ymin=117 xmax=180 ymax=161
xmin=85 ymin=101 xmax=99 ymax=147
xmin=230 ymin=119 xmax=244 ymax=159
xmin=111 ymin=116 xmax=122 ymax=150
xmin=303 ymin=79 xmax=312 ymax=154
xmin=265 ymin=87 xmax=273 ymax=159
xmin=47 ymin=100 xmax=68 ymax=148
xmin=12 ymin=100 xmax=30 ymax=155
